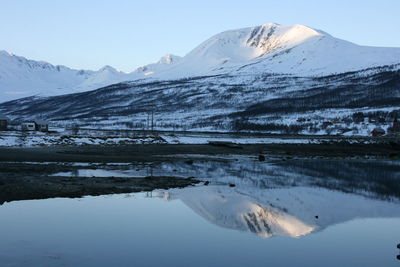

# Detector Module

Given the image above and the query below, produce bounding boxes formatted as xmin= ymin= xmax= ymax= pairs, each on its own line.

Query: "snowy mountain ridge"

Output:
xmin=1 ymin=22 xmax=400 ymax=102
xmin=0 ymin=50 xmax=117 ymax=101
xmin=0 ymin=50 xmax=180 ymax=102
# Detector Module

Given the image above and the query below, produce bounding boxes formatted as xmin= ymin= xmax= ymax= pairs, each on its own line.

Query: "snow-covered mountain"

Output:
xmin=0 ymin=50 xmax=181 ymax=102
xmin=133 ymin=54 xmax=182 ymax=77
xmin=2 ymin=23 xmax=400 ymax=103
xmin=136 ymin=23 xmax=400 ymax=79
xmin=0 ymin=50 xmax=129 ymax=101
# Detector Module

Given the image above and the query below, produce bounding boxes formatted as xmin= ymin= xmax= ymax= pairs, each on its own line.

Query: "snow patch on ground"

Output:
xmin=0 ymin=132 xmax=165 ymax=147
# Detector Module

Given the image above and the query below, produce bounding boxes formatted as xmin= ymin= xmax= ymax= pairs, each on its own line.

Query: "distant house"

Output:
xmin=371 ymin=127 xmax=385 ymax=137
xmin=0 ymin=114 xmax=9 ymax=130
xmin=34 ymin=120 xmax=49 ymax=132
xmin=21 ymin=121 xmax=36 ymax=131
xmin=21 ymin=120 xmax=49 ymax=132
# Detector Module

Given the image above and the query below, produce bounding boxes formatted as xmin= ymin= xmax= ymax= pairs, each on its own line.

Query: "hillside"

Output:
xmin=1 ymin=64 xmax=399 ymax=135
xmin=1 ymin=23 xmax=400 ymax=135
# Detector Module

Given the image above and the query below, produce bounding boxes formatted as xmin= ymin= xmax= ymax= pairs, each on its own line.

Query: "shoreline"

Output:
xmin=1 ymin=142 xmax=398 ymax=205
xmin=0 ymin=143 xmax=399 ymax=163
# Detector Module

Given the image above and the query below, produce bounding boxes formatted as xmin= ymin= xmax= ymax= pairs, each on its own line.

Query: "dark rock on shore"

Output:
xmin=0 ymin=173 xmax=199 ymax=204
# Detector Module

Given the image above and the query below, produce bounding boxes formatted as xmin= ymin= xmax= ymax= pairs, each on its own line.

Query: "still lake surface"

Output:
xmin=1 ymin=157 xmax=399 ymax=266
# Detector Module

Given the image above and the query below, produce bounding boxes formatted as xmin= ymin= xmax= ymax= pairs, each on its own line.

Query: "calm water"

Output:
xmin=1 ymin=158 xmax=400 ymax=266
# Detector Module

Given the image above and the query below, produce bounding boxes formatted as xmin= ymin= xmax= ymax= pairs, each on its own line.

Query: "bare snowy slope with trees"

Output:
xmin=1 ymin=64 xmax=399 ymax=135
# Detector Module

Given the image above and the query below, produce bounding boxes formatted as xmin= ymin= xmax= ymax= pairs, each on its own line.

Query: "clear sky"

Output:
xmin=1 ymin=0 xmax=399 ymax=72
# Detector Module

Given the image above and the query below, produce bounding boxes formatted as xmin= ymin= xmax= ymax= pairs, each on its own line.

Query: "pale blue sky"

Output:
xmin=1 ymin=0 xmax=399 ymax=72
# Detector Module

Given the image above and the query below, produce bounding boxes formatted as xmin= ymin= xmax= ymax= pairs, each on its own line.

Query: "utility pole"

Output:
xmin=147 ymin=104 xmax=155 ymax=133
xmin=151 ymin=109 xmax=154 ymax=132
xmin=147 ymin=113 xmax=150 ymax=131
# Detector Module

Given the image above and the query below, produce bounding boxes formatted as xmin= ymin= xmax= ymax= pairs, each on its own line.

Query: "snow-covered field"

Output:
xmin=0 ymin=130 xmax=347 ymax=147
xmin=162 ymin=133 xmax=322 ymax=144
xmin=0 ymin=131 xmax=165 ymax=147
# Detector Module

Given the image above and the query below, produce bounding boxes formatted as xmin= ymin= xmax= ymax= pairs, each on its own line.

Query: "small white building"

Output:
xmin=21 ymin=120 xmax=49 ymax=132
xmin=21 ymin=122 xmax=36 ymax=131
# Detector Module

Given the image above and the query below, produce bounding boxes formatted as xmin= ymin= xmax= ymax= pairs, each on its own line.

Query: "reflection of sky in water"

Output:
xmin=0 ymin=192 xmax=399 ymax=267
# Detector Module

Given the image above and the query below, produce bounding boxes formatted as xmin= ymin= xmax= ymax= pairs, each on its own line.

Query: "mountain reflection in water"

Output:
xmin=154 ymin=158 xmax=400 ymax=238
xmin=157 ymin=185 xmax=400 ymax=238
xmin=3 ymin=157 xmax=400 ymax=240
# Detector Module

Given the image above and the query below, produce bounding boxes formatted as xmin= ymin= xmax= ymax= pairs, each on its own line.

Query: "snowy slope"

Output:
xmin=0 ymin=51 xmax=184 ymax=102
xmin=1 ymin=63 xmax=398 ymax=135
xmin=76 ymin=65 xmax=129 ymax=91
xmin=132 ymin=54 xmax=182 ymax=77
xmin=0 ymin=50 xmax=133 ymax=102
xmin=144 ymin=23 xmax=400 ymax=79
xmin=0 ymin=50 xmax=90 ymax=100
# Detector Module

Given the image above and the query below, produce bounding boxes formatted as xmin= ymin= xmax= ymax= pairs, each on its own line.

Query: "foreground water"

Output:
xmin=1 ymin=157 xmax=400 ymax=266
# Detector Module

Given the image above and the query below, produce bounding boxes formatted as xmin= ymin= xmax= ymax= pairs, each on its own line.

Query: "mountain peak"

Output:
xmin=98 ymin=65 xmax=119 ymax=73
xmin=245 ymin=23 xmax=323 ymax=53
xmin=261 ymin=22 xmax=280 ymax=27
xmin=0 ymin=50 xmax=12 ymax=57
xmin=158 ymin=54 xmax=181 ymax=65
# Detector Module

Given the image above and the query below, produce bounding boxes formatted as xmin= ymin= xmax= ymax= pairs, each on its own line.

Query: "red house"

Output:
xmin=371 ymin=127 xmax=385 ymax=137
